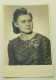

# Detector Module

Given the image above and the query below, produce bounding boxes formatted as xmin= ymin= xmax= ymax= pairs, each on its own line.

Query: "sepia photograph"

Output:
xmin=3 ymin=5 xmax=53 ymax=77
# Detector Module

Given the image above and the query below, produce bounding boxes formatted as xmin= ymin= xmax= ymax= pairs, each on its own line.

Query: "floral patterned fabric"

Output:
xmin=8 ymin=33 xmax=52 ymax=65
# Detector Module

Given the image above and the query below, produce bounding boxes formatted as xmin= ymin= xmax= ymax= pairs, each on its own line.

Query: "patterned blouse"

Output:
xmin=8 ymin=33 xmax=52 ymax=65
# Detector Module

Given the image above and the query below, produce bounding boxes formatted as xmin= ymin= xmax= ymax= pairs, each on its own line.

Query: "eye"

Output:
xmin=21 ymin=20 xmax=26 ymax=23
xmin=28 ymin=19 xmax=32 ymax=22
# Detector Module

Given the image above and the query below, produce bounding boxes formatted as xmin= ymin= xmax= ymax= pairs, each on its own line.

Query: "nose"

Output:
xmin=26 ymin=21 xmax=30 ymax=26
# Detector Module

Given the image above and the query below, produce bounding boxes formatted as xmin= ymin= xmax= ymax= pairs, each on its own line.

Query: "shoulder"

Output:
xmin=35 ymin=33 xmax=50 ymax=45
xmin=36 ymin=33 xmax=50 ymax=41
xmin=8 ymin=36 xmax=20 ymax=45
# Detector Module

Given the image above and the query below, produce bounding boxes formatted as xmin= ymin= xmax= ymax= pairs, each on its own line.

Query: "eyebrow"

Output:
xmin=21 ymin=18 xmax=32 ymax=21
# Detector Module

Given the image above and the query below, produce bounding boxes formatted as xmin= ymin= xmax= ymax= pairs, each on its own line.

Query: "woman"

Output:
xmin=8 ymin=8 xmax=52 ymax=65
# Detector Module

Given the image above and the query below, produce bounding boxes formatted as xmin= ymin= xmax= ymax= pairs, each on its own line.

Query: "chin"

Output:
xmin=23 ymin=30 xmax=33 ymax=34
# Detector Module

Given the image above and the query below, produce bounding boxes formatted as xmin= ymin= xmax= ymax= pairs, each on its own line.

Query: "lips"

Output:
xmin=25 ymin=27 xmax=31 ymax=29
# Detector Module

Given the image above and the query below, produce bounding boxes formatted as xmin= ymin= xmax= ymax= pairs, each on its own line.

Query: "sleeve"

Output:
xmin=8 ymin=40 xmax=15 ymax=65
xmin=40 ymin=37 xmax=52 ymax=65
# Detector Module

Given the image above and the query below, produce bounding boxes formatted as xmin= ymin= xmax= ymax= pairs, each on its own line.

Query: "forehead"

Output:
xmin=17 ymin=14 xmax=31 ymax=21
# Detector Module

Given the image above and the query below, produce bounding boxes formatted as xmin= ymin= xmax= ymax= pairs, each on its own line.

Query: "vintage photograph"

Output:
xmin=3 ymin=5 xmax=52 ymax=65
xmin=3 ymin=4 xmax=54 ymax=78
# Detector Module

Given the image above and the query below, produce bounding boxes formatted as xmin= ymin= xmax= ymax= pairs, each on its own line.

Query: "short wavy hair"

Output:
xmin=12 ymin=8 xmax=33 ymax=34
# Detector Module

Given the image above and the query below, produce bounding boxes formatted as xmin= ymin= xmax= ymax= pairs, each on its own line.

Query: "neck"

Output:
xmin=20 ymin=31 xmax=36 ymax=41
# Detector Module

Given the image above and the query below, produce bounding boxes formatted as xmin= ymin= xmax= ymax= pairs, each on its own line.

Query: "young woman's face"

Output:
xmin=15 ymin=14 xmax=33 ymax=34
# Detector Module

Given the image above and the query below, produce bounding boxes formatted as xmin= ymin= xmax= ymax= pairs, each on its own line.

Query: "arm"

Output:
xmin=40 ymin=36 xmax=52 ymax=65
xmin=8 ymin=40 xmax=15 ymax=65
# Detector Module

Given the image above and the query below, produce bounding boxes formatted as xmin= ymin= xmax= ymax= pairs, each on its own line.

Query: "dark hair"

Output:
xmin=12 ymin=8 xmax=33 ymax=34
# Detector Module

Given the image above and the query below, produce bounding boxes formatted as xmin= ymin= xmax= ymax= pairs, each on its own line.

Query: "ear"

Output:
xmin=14 ymin=22 xmax=18 ymax=27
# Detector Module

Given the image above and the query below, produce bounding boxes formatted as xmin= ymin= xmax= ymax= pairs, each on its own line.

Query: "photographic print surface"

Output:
xmin=3 ymin=5 xmax=53 ymax=77
xmin=4 ymin=5 xmax=52 ymax=65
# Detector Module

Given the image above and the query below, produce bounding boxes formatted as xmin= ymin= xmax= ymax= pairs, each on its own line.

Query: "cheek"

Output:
xmin=18 ymin=23 xmax=25 ymax=30
xmin=19 ymin=22 xmax=27 ymax=28
xmin=17 ymin=23 xmax=23 ymax=28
